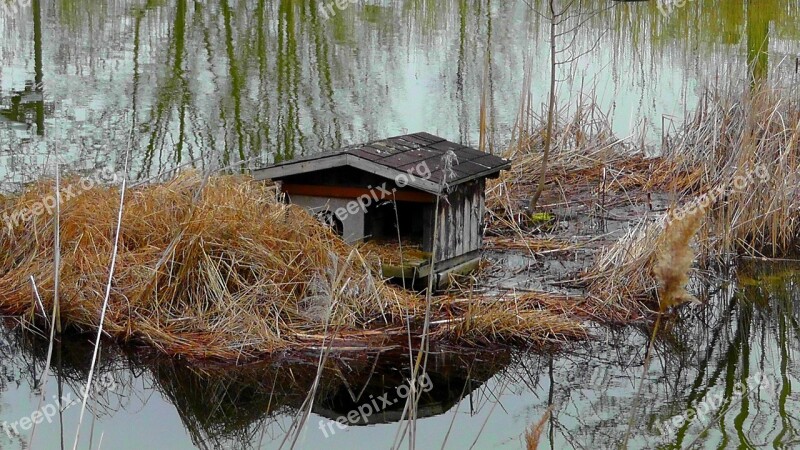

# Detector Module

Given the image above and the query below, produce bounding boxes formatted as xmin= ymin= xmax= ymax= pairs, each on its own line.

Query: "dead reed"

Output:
xmin=484 ymin=99 xmax=664 ymax=262
xmin=587 ymin=83 xmax=800 ymax=311
xmin=487 ymin=101 xmax=642 ymax=221
xmin=0 ymin=172 xmax=589 ymax=363
xmin=482 ymin=83 xmax=798 ymax=324
xmin=429 ymin=292 xmax=588 ymax=346
xmin=0 ymin=173 xmax=416 ymax=361
xmin=665 ymin=85 xmax=800 ymax=258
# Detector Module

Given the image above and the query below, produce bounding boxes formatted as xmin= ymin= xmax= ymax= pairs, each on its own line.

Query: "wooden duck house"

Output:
xmin=253 ymin=132 xmax=510 ymax=289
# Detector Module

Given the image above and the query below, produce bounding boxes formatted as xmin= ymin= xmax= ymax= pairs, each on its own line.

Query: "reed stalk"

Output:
xmin=72 ymin=176 xmax=127 ymax=450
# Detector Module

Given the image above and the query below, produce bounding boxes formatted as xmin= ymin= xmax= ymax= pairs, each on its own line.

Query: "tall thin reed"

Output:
xmin=28 ymin=276 xmax=57 ymax=447
xmin=53 ymin=160 xmax=60 ymax=333
xmin=72 ymin=176 xmax=127 ymax=450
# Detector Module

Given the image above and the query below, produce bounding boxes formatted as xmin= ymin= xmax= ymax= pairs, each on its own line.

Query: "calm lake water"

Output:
xmin=1 ymin=262 xmax=798 ymax=449
xmin=1 ymin=0 xmax=800 ymax=449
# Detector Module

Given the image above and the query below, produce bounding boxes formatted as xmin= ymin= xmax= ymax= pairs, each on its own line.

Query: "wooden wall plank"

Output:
xmin=437 ymin=202 xmax=448 ymax=261
xmin=465 ymin=185 xmax=475 ymax=252
xmin=430 ymin=180 xmax=487 ymax=263
xmin=455 ymin=187 xmax=464 ymax=256
xmin=478 ymin=180 xmax=485 ymax=248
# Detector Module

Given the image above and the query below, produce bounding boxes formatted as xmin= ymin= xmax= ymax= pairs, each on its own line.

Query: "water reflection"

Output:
xmin=164 ymin=350 xmax=509 ymax=448
xmin=1 ymin=0 xmax=800 ymax=448
xmin=548 ymin=263 xmax=800 ymax=449
xmin=0 ymin=264 xmax=797 ymax=448
xmin=0 ymin=0 xmax=46 ymax=138
xmin=0 ymin=326 xmax=130 ymax=449
xmin=0 ymin=331 xmax=512 ymax=449
xmin=2 ymin=0 xmax=799 ymax=186
xmin=0 ymin=81 xmax=49 ymax=137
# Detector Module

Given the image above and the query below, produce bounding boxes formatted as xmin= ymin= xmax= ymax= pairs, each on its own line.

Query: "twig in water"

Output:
xmin=28 ymin=277 xmax=58 ymax=447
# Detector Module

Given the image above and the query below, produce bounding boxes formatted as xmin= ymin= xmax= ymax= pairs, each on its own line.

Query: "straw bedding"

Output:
xmin=0 ymin=173 xmax=418 ymax=361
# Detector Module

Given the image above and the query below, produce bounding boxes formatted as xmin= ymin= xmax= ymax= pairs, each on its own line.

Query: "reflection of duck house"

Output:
xmin=312 ymin=369 xmax=488 ymax=425
xmin=310 ymin=349 xmax=510 ymax=425
xmin=253 ymin=133 xmax=510 ymax=289
xmin=0 ymin=82 xmax=52 ymax=133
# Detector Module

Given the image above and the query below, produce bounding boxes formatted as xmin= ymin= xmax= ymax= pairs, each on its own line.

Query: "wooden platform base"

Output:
xmin=381 ymin=250 xmax=480 ymax=291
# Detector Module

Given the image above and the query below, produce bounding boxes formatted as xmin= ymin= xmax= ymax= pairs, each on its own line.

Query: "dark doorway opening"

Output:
xmin=314 ymin=210 xmax=344 ymax=237
xmin=365 ymin=200 xmax=426 ymax=245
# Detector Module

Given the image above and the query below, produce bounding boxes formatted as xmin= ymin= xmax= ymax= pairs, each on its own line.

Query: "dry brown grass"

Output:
xmin=485 ymin=84 xmax=798 ymax=322
xmin=0 ymin=173 xmax=418 ymax=361
xmin=430 ymin=292 xmax=588 ymax=346
xmin=486 ymin=102 xmax=644 ymax=220
xmin=483 ymin=99 xmax=674 ymax=263
xmin=360 ymin=240 xmax=431 ymax=266
xmin=645 ymin=84 xmax=800 ymax=259
xmin=0 ymin=173 xmax=591 ymax=362
xmin=588 ymin=206 xmax=704 ymax=315
xmin=586 ymin=83 xmax=800 ymax=310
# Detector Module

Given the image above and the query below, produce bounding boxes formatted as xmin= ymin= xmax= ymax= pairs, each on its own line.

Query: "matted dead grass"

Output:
xmin=486 ymin=102 xmax=660 ymax=218
xmin=0 ymin=173 xmax=588 ymax=362
xmin=360 ymin=240 xmax=431 ymax=267
xmin=0 ymin=173 xmax=420 ymax=361
xmin=586 ymin=84 xmax=800 ymax=311
xmin=426 ymin=291 xmax=589 ymax=346
xmin=482 ymin=83 xmax=799 ymax=321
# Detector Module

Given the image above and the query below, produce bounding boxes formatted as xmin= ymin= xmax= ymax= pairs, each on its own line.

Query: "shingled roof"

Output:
xmin=252 ymin=132 xmax=511 ymax=194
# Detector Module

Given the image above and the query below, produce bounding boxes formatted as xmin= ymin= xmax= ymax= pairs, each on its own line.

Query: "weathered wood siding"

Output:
xmin=427 ymin=179 xmax=484 ymax=262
